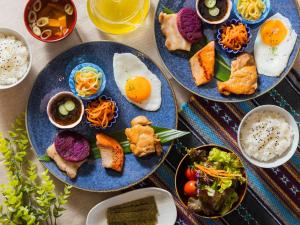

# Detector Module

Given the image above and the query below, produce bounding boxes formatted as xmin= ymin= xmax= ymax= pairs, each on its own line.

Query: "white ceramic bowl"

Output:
xmin=238 ymin=105 xmax=299 ymax=168
xmin=196 ymin=0 xmax=232 ymax=25
xmin=86 ymin=187 xmax=177 ymax=225
xmin=47 ymin=91 xmax=84 ymax=129
xmin=0 ymin=27 xmax=32 ymax=90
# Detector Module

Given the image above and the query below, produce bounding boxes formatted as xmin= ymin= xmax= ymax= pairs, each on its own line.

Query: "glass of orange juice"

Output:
xmin=87 ymin=0 xmax=150 ymax=35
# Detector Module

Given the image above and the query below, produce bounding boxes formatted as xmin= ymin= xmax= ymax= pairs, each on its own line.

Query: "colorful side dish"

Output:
xmin=237 ymin=0 xmax=266 ymax=21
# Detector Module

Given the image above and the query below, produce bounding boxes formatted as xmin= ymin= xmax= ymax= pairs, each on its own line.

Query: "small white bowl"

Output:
xmin=86 ymin=187 xmax=177 ymax=225
xmin=47 ymin=91 xmax=84 ymax=129
xmin=238 ymin=105 xmax=299 ymax=168
xmin=0 ymin=28 xmax=32 ymax=90
xmin=196 ymin=0 xmax=232 ymax=25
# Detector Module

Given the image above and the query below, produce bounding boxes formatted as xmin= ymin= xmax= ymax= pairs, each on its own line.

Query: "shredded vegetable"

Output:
xmin=86 ymin=98 xmax=116 ymax=128
xmin=220 ymin=23 xmax=248 ymax=51
xmin=74 ymin=67 xmax=101 ymax=97
xmin=194 ymin=163 xmax=243 ymax=179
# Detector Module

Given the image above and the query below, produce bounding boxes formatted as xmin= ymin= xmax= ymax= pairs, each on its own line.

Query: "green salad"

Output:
xmin=184 ymin=147 xmax=246 ymax=216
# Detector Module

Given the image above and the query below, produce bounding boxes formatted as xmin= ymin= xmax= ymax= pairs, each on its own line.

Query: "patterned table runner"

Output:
xmin=128 ymin=70 xmax=300 ymax=225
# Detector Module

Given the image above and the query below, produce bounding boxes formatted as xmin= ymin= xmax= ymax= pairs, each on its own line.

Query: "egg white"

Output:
xmin=254 ymin=13 xmax=297 ymax=77
xmin=113 ymin=53 xmax=162 ymax=111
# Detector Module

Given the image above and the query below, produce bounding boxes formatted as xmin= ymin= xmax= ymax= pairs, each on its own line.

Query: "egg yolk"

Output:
xmin=260 ymin=19 xmax=288 ymax=47
xmin=125 ymin=76 xmax=151 ymax=103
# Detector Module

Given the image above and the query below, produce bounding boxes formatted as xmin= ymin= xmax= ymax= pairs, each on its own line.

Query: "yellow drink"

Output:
xmin=87 ymin=0 xmax=150 ymax=34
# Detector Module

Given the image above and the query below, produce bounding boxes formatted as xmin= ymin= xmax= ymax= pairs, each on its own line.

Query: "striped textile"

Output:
xmin=131 ymin=70 xmax=300 ymax=225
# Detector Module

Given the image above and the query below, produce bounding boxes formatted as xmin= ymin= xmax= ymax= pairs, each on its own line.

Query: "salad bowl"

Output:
xmin=175 ymin=144 xmax=247 ymax=218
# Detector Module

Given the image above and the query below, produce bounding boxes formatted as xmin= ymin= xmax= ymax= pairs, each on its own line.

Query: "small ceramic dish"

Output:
xmin=24 ymin=0 xmax=77 ymax=43
xmin=217 ymin=19 xmax=251 ymax=55
xmin=233 ymin=0 xmax=271 ymax=25
xmin=0 ymin=28 xmax=32 ymax=90
xmin=47 ymin=91 xmax=84 ymax=129
xmin=86 ymin=187 xmax=177 ymax=225
xmin=175 ymin=144 xmax=247 ymax=219
xmin=69 ymin=63 xmax=106 ymax=101
xmin=196 ymin=0 xmax=232 ymax=25
xmin=237 ymin=105 xmax=299 ymax=168
xmin=85 ymin=95 xmax=119 ymax=130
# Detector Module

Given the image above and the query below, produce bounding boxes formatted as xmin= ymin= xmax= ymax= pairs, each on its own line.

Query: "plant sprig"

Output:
xmin=0 ymin=113 xmax=71 ymax=225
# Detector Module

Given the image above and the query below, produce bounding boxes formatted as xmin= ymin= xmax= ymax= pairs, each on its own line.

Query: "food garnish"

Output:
xmin=113 ymin=53 xmax=162 ymax=111
xmin=0 ymin=33 xmax=29 ymax=86
xmin=27 ymin=0 xmax=75 ymax=40
xmin=217 ymin=53 xmax=257 ymax=95
xmin=254 ymin=13 xmax=297 ymax=77
xmin=96 ymin=133 xmax=124 ymax=172
xmin=106 ymin=196 xmax=158 ymax=225
xmin=204 ymin=0 xmax=217 ymax=8
xmin=220 ymin=22 xmax=248 ymax=51
xmin=74 ymin=66 xmax=102 ymax=97
xmin=54 ymin=131 xmax=90 ymax=162
xmin=184 ymin=147 xmax=246 ymax=216
xmin=86 ymin=97 xmax=116 ymax=128
xmin=177 ymin=8 xmax=203 ymax=44
xmin=159 ymin=12 xmax=191 ymax=51
xmin=125 ymin=116 xmax=162 ymax=157
xmin=237 ymin=0 xmax=266 ymax=21
xmin=240 ymin=110 xmax=294 ymax=162
xmin=189 ymin=41 xmax=215 ymax=86
xmin=47 ymin=144 xmax=87 ymax=179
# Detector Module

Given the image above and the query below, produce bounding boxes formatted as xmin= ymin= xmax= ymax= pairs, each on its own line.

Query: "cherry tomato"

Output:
xmin=185 ymin=167 xmax=197 ymax=180
xmin=184 ymin=180 xmax=197 ymax=197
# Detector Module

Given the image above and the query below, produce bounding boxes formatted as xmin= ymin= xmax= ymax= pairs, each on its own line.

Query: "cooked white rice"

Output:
xmin=0 ymin=33 xmax=29 ymax=85
xmin=240 ymin=111 xmax=294 ymax=162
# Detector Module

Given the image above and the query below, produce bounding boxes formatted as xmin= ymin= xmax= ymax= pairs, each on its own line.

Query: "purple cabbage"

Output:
xmin=54 ymin=131 xmax=90 ymax=162
xmin=177 ymin=8 xmax=203 ymax=43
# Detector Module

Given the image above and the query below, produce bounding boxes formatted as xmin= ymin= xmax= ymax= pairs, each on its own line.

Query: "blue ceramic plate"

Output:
xmin=26 ymin=41 xmax=177 ymax=192
xmin=155 ymin=0 xmax=300 ymax=102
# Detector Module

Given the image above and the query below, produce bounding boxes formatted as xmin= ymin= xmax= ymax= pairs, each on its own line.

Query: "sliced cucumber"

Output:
xmin=209 ymin=6 xmax=220 ymax=17
xmin=204 ymin=0 xmax=216 ymax=8
xmin=64 ymin=100 xmax=76 ymax=111
xmin=58 ymin=104 xmax=69 ymax=116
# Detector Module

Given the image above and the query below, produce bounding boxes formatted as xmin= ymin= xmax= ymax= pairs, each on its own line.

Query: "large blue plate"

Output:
xmin=155 ymin=0 xmax=300 ymax=102
xmin=26 ymin=41 xmax=177 ymax=192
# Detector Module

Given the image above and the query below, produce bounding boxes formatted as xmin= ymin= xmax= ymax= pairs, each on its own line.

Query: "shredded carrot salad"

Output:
xmin=86 ymin=98 xmax=116 ymax=128
xmin=74 ymin=68 xmax=101 ymax=97
xmin=220 ymin=23 xmax=248 ymax=51
xmin=194 ymin=163 xmax=243 ymax=179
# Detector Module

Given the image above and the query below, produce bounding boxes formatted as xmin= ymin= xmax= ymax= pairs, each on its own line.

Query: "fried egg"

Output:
xmin=113 ymin=53 xmax=162 ymax=111
xmin=254 ymin=13 xmax=297 ymax=77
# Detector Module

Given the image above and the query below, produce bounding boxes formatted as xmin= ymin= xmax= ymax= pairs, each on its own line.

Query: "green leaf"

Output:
xmin=38 ymin=155 xmax=52 ymax=162
xmin=215 ymin=54 xmax=231 ymax=82
xmin=162 ymin=4 xmax=175 ymax=14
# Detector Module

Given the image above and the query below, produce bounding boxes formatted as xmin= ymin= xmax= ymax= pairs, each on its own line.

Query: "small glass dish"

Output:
xmin=233 ymin=0 xmax=271 ymax=25
xmin=85 ymin=95 xmax=119 ymax=130
xmin=216 ymin=19 xmax=251 ymax=55
xmin=69 ymin=63 xmax=106 ymax=101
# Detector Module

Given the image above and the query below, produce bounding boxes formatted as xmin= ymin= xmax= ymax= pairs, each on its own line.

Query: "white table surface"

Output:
xmin=0 ymin=1 xmax=299 ymax=224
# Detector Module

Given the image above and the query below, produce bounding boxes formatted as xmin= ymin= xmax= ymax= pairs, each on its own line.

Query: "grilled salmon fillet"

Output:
xmin=189 ymin=41 xmax=215 ymax=86
xmin=96 ymin=133 xmax=124 ymax=172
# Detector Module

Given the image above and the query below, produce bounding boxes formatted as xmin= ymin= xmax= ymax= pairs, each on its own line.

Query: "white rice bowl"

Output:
xmin=0 ymin=28 xmax=31 ymax=89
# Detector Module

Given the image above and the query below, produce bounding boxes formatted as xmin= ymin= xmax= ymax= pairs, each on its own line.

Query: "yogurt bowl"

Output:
xmin=238 ymin=105 xmax=299 ymax=168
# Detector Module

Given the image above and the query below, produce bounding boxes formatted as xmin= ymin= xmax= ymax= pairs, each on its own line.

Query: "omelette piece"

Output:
xmin=96 ymin=133 xmax=124 ymax=172
xmin=217 ymin=53 xmax=258 ymax=96
xmin=189 ymin=41 xmax=215 ymax=86
xmin=47 ymin=144 xmax=86 ymax=179
xmin=159 ymin=12 xmax=191 ymax=51
xmin=125 ymin=116 xmax=162 ymax=157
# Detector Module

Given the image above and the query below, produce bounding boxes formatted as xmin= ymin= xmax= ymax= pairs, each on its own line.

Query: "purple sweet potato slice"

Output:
xmin=177 ymin=8 xmax=203 ymax=43
xmin=54 ymin=131 xmax=90 ymax=162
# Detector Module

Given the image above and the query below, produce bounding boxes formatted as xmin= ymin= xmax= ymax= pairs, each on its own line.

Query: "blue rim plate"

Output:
xmin=26 ymin=41 xmax=177 ymax=192
xmin=154 ymin=0 xmax=300 ymax=102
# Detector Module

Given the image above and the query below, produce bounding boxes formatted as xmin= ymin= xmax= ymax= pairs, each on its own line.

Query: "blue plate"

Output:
xmin=155 ymin=0 xmax=300 ymax=102
xmin=26 ymin=41 xmax=177 ymax=192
